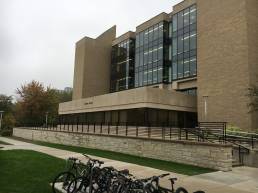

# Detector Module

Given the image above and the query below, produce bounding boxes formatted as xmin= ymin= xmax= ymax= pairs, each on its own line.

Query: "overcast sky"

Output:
xmin=0 ymin=0 xmax=181 ymax=96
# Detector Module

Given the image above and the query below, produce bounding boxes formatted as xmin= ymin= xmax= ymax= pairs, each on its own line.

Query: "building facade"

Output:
xmin=59 ymin=0 xmax=258 ymax=131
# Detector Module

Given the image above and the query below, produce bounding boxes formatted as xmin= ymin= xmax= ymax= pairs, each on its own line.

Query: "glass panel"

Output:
xmin=172 ymin=15 xmax=177 ymax=32
xmin=135 ymin=73 xmax=139 ymax=87
xmin=172 ymin=60 xmax=177 ymax=80
xmin=139 ymin=71 xmax=143 ymax=86
xmin=158 ymin=45 xmax=163 ymax=60
xmin=178 ymin=11 xmax=184 ymax=30
xmin=184 ymin=57 xmax=190 ymax=77
xmin=184 ymin=32 xmax=190 ymax=52
xmin=172 ymin=38 xmax=177 ymax=56
xmin=144 ymin=30 xmax=148 ymax=44
xmin=153 ymin=66 xmax=158 ymax=83
xmin=178 ymin=59 xmax=183 ymax=79
xmin=190 ymin=30 xmax=197 ymax=50
xmin=140 ymin=32 xmax=144 ymax=46
xmin=143 ymin=71 xmax=148 ymax=85
xmin=169 ymin=22 xmax=172 ymax=38
xmin=190 ymin=56 xmax=197 ymax=76
xmin=136 ymin=34 xmax=139 ymax=48
xmin=184 ymin=8 xmax=190 ymax=27
xmin=153 ymin=45 xmax=158 ymax=62
xmin=158 ymin=66 xmax=163 ymax=82
xmin=158 ymin=22 xmax=164 ymax=39
xmin=169 ymin=45 xmax=172 ymax=61
xmin=178 ymin=35 xmax=183 ymax=54
xmin=148 ymin=69 xmax=153 ymax=84
xmin=190 ymin=5 xmax=197 ymax=24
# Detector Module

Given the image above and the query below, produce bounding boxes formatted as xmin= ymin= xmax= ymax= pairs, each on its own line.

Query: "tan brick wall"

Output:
xmin=197 ymin=0 xmax=254 ymax=130
xmin=72 ymin=26 xmax=116 ymax=100
xmin=13 ymin=128 xmax=233 ymax=171
xmin=246 ymin=0 xmax=258 ymax=131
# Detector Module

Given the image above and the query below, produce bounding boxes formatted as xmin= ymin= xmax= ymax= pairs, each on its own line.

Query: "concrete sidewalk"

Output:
xmin=1 ymin=137 xmax=258 ymax=193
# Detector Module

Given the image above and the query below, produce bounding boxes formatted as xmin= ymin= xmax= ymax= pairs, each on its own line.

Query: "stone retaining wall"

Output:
xmin=13 ymin=128 xmax=233 ymax=171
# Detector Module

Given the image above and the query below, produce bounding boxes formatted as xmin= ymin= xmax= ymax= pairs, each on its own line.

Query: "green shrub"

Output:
xmin=0 ymin=129 xmax=13 ymax=136
xmin=2 ymin=114 xmax=15 ymax=130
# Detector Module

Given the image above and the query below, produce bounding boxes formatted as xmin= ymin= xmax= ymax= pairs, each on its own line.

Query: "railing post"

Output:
xmin=82 ymin=122 xmax=84 ymax=133
xmin=179 ymin=128 xmax=182 ymax=140
xmin=185 ymin=129 xmax=188 ymax=140
xmin=116 ymin=122 xmax=118 ymax=135
xmin=251 ymin=135 xmax=254 ymax=149
xmin=136 ymin=124 xmax=138 ymax=137
xmin=162 ymin=125 xmax=165 ymax=140
xmin=100 ymin=123 xmax=102 ymax=134
xmin=148 ymin=124 xmax=151 ymax=138
xmin=94 ymin=123 xmax=96 ymax=133
xmin=170 ymin=126 xmax=172 ymax=140
xmin=126 ymin=123 xmax=128 ymax=136
xmin=77 ymin=120 xmax=79 ymax=132
xmin=108 ymin=122 xmax=110 ymax=135
xmin=239 ymin=145 xmax=242 ymax=165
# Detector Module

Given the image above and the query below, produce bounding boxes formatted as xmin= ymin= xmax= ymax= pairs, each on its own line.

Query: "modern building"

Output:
xmin=59 ymin=0 xmax=258 ymax=131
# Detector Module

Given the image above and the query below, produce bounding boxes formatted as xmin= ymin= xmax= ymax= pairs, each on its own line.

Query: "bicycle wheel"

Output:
xmin=52 ymin=171 xmax=75 ymax=193
xmin=175 ymin=187 xmax=188 ymax=193
xmin=68 ymin=176 xmax=89 ymax=193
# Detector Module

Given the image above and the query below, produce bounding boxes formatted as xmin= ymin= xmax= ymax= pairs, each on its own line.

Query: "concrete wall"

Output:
xmin=59 ymin=87 xmax=197 ymax=114
xmin=13 ymin=128 xmax=233 ymax=171
xmin=72 ymin=26 xmax=116 ymax=100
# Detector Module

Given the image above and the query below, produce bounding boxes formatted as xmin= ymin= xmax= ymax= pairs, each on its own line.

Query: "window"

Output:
xmin=172 ymin=15 xmax=177 ymax=32
xmin=171 ymin=4 xmax=197 ymax=81
xmin=111 ymin=38 xmax=135 ymax=92
xmin=178 ymin=59 xmax=183 ymax=79
xmin=190 ymin=56 xmax=197 ymax=76
xmin=135 ymin=21 xmax=169 ymax=87
xmin=178 ymin=35 xmax=183 ymax=54
xmin=190 ymin=31 xmax=196 ymax=50
xmin=190 ymin=5 xmax=197 ymax=24
xmin=184 ymin=8 xmax=190 ymax=27
xmin=172 ymin=60 xmax=177 ymax=80
xmin=178 ymin=11 xmax=184 ymax=30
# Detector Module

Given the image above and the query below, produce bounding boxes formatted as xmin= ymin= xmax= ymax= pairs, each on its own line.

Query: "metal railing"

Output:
xmin=18 ymin=121 xmax=257 ymax=166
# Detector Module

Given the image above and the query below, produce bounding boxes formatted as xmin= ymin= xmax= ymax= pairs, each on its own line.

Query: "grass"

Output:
xmin=0 ymin=150 xmax=66 ymax=193
xmin=11 ymin=137 xmax=215 ymax=176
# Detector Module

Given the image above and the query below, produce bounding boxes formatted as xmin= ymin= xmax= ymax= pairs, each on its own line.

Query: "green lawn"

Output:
xmin=0 ymin=150 xmax=66 ymax=193
xmin=11 ymin=137 xmax=215 ymax=175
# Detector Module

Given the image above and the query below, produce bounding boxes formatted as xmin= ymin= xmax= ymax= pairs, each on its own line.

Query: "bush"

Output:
xmin=0 ymin=129 xmax=13 ymax=136
xmin=2 ymin=113 xmax=15 ymax=130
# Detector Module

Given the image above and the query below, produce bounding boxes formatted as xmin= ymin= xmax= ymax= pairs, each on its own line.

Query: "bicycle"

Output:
xmin=67 ymin=154 xmax=104 ymax=193
xmin=52 ymin=156 xmax=89 ymax=193
xmin=140 ymin=174 xmax=205 ymax=193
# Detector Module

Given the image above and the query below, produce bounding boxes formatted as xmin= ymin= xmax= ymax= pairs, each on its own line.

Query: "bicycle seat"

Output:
xmin=68 ymin=157 xmax=77 ymax=161
xmin=119 ymin=169 xmax=129 ymax=175
xmin=169 ymin=177 xmax=177 ymax=181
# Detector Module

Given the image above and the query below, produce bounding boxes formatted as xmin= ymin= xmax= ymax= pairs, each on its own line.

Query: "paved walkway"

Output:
xmin=1 ymin=137 xmax=258 ymax=193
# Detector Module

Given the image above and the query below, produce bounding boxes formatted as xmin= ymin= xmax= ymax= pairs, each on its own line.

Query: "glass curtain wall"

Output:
xmin=135 ymin=21 xmax=170 ymax=87
xmin=110 ymin=38 xmax=135 ymax=92
xmin=171 ymin=5 xmax=197 ymax=81
xmin=59 ymin=108 xmax=197 ymax=128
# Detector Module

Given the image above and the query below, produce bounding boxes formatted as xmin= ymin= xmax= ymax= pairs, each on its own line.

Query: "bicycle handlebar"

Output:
xmin=140 ymin=173 xmax=170 ymax=182
xmin=82 ymin=154 xmax=104 ymax=165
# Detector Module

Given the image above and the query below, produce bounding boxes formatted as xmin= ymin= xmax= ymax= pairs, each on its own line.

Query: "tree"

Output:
xmin=15 ymin=80 xmax=72 ymax=126
xmin=0 ymin=95 xmax=14 ymax=113
xmin=0 ymin=95 xmax=15 ymax=131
